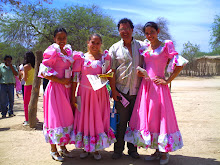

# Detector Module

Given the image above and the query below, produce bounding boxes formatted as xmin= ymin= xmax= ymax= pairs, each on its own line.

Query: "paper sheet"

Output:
xmin=86 ymin=75 xmax=109 ymax=91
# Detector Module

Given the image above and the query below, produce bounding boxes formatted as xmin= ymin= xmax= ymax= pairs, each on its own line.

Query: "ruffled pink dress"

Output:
xmin=38 ymin=43 xmax=75 ymax=146
xmin=72 ymin=50 xmax=116 ymax=152
xmin=124 ymin=40 xmax=188 ymax=152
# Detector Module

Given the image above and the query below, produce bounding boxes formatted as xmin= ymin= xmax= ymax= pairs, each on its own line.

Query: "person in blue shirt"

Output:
xmin=0 ymin=55 xmax=18 ymax=118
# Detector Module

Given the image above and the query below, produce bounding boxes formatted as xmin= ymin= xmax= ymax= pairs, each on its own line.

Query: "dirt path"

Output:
xmin=0 ymin=76 xmax=220 ymax=165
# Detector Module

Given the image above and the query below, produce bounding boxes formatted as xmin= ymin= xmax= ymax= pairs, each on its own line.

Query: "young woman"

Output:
xmin=71 ymin=33 xmax=116 ymax=160
xmin=23 ymin=51 xmax=35 ymax=126
xmin=124 ymin=22 xmax=188 ymax=165
xmin=38 ymin=28 xmax=75 ymax=162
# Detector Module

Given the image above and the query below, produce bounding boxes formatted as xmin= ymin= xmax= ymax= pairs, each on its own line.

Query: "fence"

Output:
xmin=180 ymin=55 xmax=220 ymax=76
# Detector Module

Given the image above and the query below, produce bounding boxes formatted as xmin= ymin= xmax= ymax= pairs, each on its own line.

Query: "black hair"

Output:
xmin=4 ymin=55 xmax=12 ymax=61
xmin=88 ymin=33 xmax=102 ymax=43
xmin=117 ymin=18 xmax=134 ymax=30
xmin=23 ymin=51 xmax=35 ymax=68
xmin=143 ymin=22 xmax=159 ymax=33
xmin=54 ymin=27 xmax=67 ymax=37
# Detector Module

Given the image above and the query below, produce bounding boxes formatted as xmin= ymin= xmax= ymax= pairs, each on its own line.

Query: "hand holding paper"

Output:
xmin=136 ymin=66 xmax=149 ymax=78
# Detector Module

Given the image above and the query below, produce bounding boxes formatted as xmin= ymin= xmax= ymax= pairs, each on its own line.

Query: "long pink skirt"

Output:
xmin=125 ymin=79 xmax=183 ymax=152
xmin=43 ymin=81 xmax=75 ymax=146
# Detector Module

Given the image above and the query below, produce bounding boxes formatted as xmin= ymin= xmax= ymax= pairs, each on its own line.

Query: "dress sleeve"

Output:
xmin=103 ymin=50 xmax=111 ymax=72
xmin=166 ymin=41 xmax=189 ymax=72
xmin=72 ymin=51 xmax=84 ymax=72
xmin=109 ymin=46 xmax=116 ymax=70
xmin=38 ymin=45 xmax=58 ymax=78
xmin=165 ymin=40 xmax=178 ymax=59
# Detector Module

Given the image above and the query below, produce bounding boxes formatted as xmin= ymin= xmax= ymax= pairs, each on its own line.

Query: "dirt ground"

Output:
xmin=0 ymin=76 xmax=220 ymax=165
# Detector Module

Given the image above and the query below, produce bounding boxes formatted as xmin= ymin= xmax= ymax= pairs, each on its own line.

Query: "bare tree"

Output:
xmin=156 ymin=17 xmax=173 ymax=42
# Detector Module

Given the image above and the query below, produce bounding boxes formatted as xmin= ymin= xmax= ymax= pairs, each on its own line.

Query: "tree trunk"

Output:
xmin=28 ymin=51 xmax=43 ymax=128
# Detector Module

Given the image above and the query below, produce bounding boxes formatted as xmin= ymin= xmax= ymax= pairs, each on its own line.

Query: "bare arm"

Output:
xmin=41 ymin=74 xmax=72 ymax=85
xmin=9 ymin=64 xmax=18 ymax=76
xmin=108 ymin=69 xmax=120 ymax=101
xmin=71 ymin=82 xmax=77 ymax=108
xmin=154 ymin=66 xmax=183 ymax=85
xmin=23 ymin=64 xmax=31 ymax=82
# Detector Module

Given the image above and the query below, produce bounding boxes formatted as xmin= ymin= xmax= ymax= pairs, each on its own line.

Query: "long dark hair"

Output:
xmin=23 ymin=51 xmax=35 ymax=68
xmin=54 ymin=27 xmax=67 ymax=37
xmin=142 ymin=22 xmax=159 ymax=33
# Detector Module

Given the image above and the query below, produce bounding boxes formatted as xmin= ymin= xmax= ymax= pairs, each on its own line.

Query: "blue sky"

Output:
xmin=18 ymin=0 xmax=220 ymax=53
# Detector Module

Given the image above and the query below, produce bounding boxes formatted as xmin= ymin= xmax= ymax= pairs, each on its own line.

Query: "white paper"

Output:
xmin=86 ymin=75 xmax=109 ymax=91
xmin=119 ymin=93 xmax=130 ymax=107
xmin=136 ymin=66 xmax=149 ymax=78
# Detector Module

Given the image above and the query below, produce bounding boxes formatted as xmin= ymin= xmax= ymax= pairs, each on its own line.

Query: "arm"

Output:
xmin=71 ymin=82 xmax=77 ymax=108
xmin=9 ymin=64 xmax=18 ymax=76
xmin=108 ymin=69 xmax=120 ymax=101
xmin=23 ymin=64 xmax=31 ymax=82
xmin=154 ymin=66 xmax=183 ymax=85
xmin=19 ymin=70 xmax=23 ymax=81
xmin=41 ymin=74 xmax=71 ymax=85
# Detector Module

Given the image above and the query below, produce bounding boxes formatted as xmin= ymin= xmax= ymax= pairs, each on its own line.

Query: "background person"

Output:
xmin=22 ymin=51 xmax=35 ymax=126
xmin=0 ymin=55 xmax=18 ymax=118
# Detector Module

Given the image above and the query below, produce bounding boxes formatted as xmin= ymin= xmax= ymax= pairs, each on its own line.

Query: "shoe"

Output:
xmin=93 ymin=152 xmax=101 ymax=160
xmin=160 ymin=153 xmax=170 ymax=165
xmin=50 ymin=151 xmax=64 ymax=162
xmin=128 ymin=151 xmax=140 ymax=159
xmin=23 ymin=121 xmax=29 ymax=126
xmin=80 ymin=151 xmax=89 ymax=159
xmin=111 ymin=153 xmax=122 ymax=159
xmin=2 ymin=115 xmax=6 ymax=118
xmin=145 ymin=151 xmax=161 ymax=161
xmin=9 ymin=114 xmax=16 ymax=117
xmin=58 ymin=148 xmax=74 ymax=158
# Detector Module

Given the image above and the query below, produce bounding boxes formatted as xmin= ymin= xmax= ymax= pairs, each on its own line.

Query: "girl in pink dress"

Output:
xmin=15 ymin=75 xmax=22 ymax=98
xmin=71 ymin=33 xmax=116 ymax=160
xmin=124 ymin=22 xmax=188 ymax=165
xmin=38 ymin=28 xmax=75 ymax=162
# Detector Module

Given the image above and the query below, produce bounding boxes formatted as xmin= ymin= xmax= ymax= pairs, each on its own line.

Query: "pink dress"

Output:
xmin=15 ymin=76 xmax=22 ymax=94
xmin=124 ymin=40 xmax=188 ymax=152
xmin=38 ymin=43 xmax=75 ymax=146
xmin=72 ymin=50 xmax=116 ymax=152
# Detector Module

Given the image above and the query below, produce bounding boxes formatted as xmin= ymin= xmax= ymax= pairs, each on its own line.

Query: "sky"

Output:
xmin=11 ymin=0 xmax=220 ymax=53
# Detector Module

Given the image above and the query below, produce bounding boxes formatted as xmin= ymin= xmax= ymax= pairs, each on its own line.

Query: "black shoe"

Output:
xmin=2 ymin=115 xmax=6 ymax=118
xmin=128 ymin=151 xmax=140 ymax=159
xmin=9 ymin=114 xmax=16 ymax=117
xmin=112 ymin=153 xmax=122 ymax=159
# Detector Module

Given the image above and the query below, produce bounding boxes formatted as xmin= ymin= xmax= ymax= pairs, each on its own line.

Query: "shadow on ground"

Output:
xmin=58 ymin=149 xmax=220 ymax=165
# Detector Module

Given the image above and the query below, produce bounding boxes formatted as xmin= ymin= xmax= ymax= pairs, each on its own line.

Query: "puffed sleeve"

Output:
xmin=72 ymin=51 xmax=85 ymax=72
xmin=38 ymin=44 xmax=58 ymax=78
xmin=103 ymin=50 xmax=111 ymax=72
xmin=166 ymin=40 xmax=189 ymax=72
xmin=72 ymin=51 xmax=84 ymax=82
